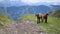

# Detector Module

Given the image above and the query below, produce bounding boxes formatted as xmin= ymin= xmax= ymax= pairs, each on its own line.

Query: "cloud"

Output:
xmin=0 ymin=0 xmax=60 ymax=7
xmin=21 ymin=0 xmax=40 ymax=4
xmin=9 ymin=0 xmax=16 ymax=1
xmin=0 ymin=0 xmax=4 ymax=2
xmin=39 ymin=0 xmax=60 ymax=2
xmin=21 ymin=0 xmax=60 ymax=5
xmin=9 ymin=0 xmax=19 ymax=1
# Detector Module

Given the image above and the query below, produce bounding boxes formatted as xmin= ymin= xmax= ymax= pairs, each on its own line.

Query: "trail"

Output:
xmin=0 ymin=18 xmax=46 ymax=34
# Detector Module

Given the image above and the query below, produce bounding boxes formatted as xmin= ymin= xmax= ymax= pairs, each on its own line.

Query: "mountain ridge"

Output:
xmin=0 ymin=5 xmax=60 ymax=20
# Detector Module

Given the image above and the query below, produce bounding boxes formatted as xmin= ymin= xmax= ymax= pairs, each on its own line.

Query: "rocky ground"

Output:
xmin=0 ymin=18 xmax=46 ymax=34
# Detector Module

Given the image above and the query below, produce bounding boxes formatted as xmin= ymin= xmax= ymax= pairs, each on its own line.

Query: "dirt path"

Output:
xmin=0 ymin=18 xmax=46 ymax=34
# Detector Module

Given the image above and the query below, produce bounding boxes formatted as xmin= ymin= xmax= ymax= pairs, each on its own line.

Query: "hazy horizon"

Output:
xmin=0 ymin=0 xmax=60 ymax=7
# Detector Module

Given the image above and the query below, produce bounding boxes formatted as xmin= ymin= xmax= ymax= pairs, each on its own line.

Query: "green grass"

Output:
xmin=19 ymin=14 xmax=60 ymax=34
xmin=0 ymin=14 xmax=12 ymax=29
xmin=18 ymin=14 xmax=37 ymax=22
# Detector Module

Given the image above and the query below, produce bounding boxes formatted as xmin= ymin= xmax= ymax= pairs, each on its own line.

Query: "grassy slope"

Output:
xmin=0 ymin=14 xmax=11 ymax=29
xmin=19 ymin=14 xmax=60 ymax=34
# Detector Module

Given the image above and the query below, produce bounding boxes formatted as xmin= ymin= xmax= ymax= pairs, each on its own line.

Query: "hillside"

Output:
xmin=50 ymin=10 xmax=60 ymax=18
xmin=0 ymin=5 xmax=52 ymax=20
xmin=0 ymin=5 xmax=60 ymax=20
xmin=18 ymin=14 xmax=60 ymax=34
xmin=0 ymin=14 xmax=12 ymax=27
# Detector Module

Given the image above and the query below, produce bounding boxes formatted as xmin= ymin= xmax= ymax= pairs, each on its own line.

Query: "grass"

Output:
xmin=19 ymin=14 xmax=60 ymax=34
xmin=0 ymin=14 xmax=12 ymax=29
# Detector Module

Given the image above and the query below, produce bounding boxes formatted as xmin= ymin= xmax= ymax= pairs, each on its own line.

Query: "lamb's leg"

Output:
xmin=45 ymin=19 xmax=47 ymax=23
xmin=37 ymin=18 xmax=40 ymax=24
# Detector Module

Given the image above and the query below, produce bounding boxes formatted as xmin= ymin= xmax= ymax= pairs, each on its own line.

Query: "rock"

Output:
xmin=0 ymin=18 xmax=46 ymax=34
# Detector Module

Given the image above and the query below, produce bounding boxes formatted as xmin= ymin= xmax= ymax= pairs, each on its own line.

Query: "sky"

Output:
xmin=0 ymin=0 xmax=60 ymax=6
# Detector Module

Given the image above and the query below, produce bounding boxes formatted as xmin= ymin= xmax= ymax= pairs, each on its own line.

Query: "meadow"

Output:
xmin=0 ymin=14 xmax=12 ymax=29
xmin=19 ymin=14 xmax=60 ymax=34
xmin=0 ymin=13 xmax=60 ymax=34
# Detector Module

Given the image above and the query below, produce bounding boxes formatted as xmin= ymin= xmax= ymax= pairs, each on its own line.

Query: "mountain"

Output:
xmin=50 ymin=10 xmax=60 ymax=18
xmin=51 ymin=5 xmax=60 ymax=10
xmin=0 ymin=5 xmax=60 ymax=20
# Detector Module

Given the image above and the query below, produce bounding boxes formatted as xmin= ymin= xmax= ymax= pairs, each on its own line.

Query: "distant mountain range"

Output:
xmin=0 ymin=5 xmax=60 ymax=20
